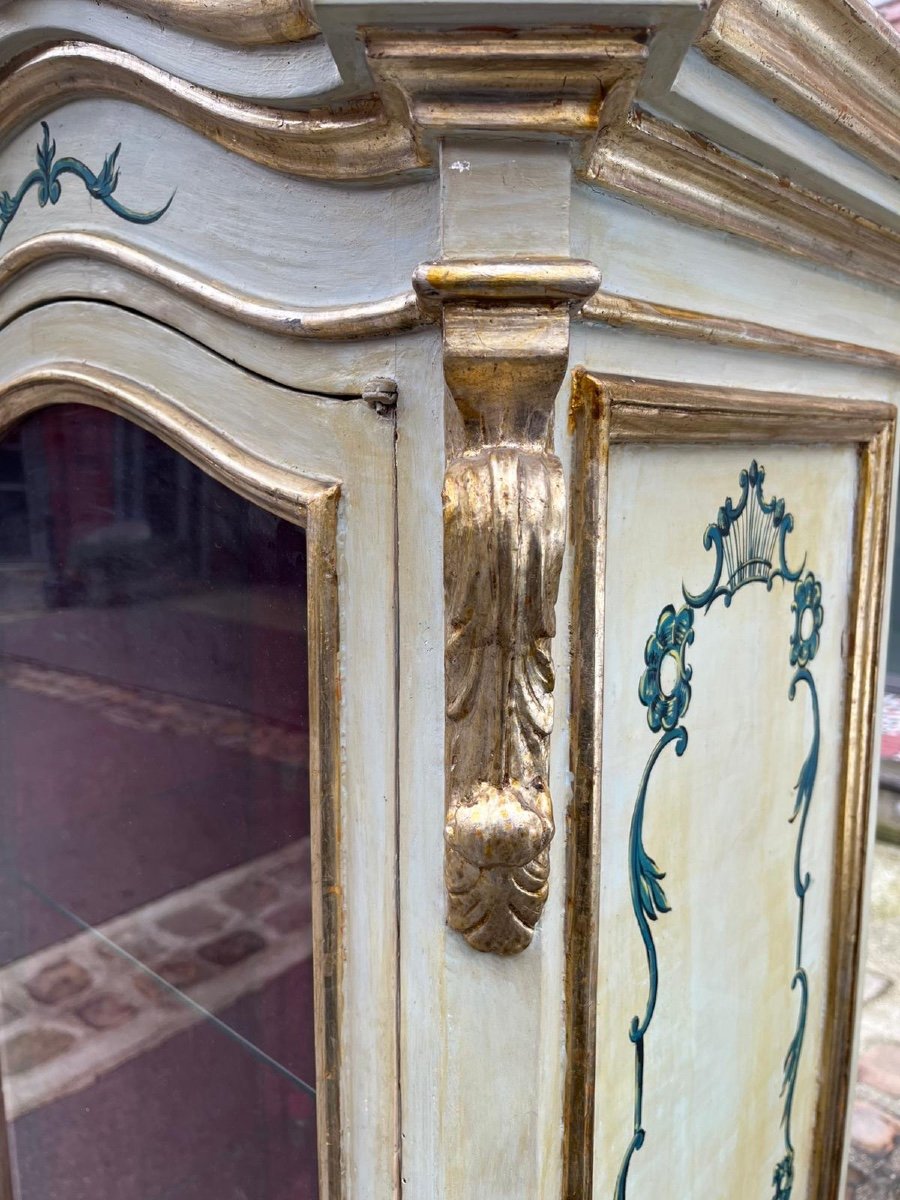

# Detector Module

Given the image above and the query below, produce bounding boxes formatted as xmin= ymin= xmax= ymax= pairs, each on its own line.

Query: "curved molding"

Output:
xmin=0 ymin=1 xmax=340 ymax=101
xmin=4 ymin=226 xmax=897 ymax=371
xmin=699 ymin=0 xmax=900 ymax=182
xmin=0 ymin=232 xmax=430 ymax=339
xmin=96 ymin=0 xmax=318 ymax=46
xmin=0 ymin=41 xmax=425 ymax=181
xmin=581 ymin=290 xmax=900 ymax=370
xmin=583 ymin=110 xmax=900 ymax=292
xmin=4 ymin=37 xmax=900 ymax=292
xmin=0 ymin=362 xmax=334 ymax=519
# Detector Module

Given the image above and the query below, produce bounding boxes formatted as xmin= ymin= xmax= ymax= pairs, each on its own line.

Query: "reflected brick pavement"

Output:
xmin=846 ymin=842 xmax=900 ymax=1198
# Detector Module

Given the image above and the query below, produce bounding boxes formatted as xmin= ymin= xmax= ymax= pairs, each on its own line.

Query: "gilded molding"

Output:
xmin=582 ymin=110 xmax=900 ymax=292
xmin=0 ymin=232 xmax=430 ymax=339
xmin=699 ymin=0 xmax=900 ymax=182
xmin=366 ymin=28 xmax=648 ymax=142
xmin=105 ymin=0 xmax=318 ymax=46
xmin=415 ymin=257 xmax=600 ymax=955
xmin=0 ymin=363 xmax=335 ymax=519
xmin=4 ymin=31 xmax=900 ymax=296
xmin=0 ymin=42 xmax=425 ymax=182
xmin=580 ymin=290 xmax=900 ymax=371
xmin=811 ymin=417 xmax=895 ymax=1200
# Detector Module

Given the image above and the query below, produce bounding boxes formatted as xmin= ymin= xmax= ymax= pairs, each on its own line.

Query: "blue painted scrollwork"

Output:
xmin=682 ymin=459 xmax=804 ymax=613
xmin=0 ymin=123 xmax=174 ymax=243
xmin=616 ymin=464 xmax=822 ymax=1200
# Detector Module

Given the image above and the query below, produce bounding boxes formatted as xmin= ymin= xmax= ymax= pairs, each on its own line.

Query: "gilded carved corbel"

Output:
xmin=414 ymin=261 xmax=600 ymax=954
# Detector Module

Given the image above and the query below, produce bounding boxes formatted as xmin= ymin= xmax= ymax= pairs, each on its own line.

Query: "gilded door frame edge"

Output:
xmin=563 ymin=368 xmax=897 ymax=1200
xmin=0 ymin=365 xmax=344 ymax=1200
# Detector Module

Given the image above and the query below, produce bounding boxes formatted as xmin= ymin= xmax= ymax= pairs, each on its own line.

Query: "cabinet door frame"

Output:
xmin=564 ymin=370 xmax=896 ymax=1200
xmin=0 ymin=300 xmax=400 ymax=1200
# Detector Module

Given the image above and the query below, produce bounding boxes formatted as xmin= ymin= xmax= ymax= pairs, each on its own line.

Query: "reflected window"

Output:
xmin=0 ymin=404 xmax=318 ymax=1199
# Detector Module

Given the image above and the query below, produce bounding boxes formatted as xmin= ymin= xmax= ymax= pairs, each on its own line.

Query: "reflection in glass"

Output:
xmin=0 ymin=405 xmax=317 ymax=1199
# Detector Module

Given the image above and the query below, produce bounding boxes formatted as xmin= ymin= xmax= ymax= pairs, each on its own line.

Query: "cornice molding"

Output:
xmin=699 ymin=0 xmax=900 ymax=182
xmin=104 ymin=0 xmax=319 ymax=46
xmin=582 ymin=109 xmax=900 ymax=291
xmin=0 ymin=41 xmax=426 ymax=181
xmin=365 ymin=27 xmax=648 ymax=145
xmin=0 ymin=232 xmax=430 ymax=338
xmin=2 ymin=17 xmax=900 ymax=289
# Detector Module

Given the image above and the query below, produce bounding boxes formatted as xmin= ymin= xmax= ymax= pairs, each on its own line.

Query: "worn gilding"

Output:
xmin=0 ymin=42 xmax=425 ymax=182
xmin=700 ymin=0 xmax=900 ymax=182
xmin=418 ymin=259 xmax=599 ymax=955
xmin=105 ymin=0 xmax=319 ymax=46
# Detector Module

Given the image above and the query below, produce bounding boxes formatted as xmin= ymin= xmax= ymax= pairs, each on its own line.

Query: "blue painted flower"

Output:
xmin=639 ymin=604 xmax=694 ymax=732
xmin=790 ymin=572 xmax=824 ymax=667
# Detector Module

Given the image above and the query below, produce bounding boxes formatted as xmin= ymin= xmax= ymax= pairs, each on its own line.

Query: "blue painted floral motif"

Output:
xmin=638 ymin=605 xmax=694 ymax=731
xmin=616 ymin=461 xmax=822 ymax=1200
xmin=790 ymin=573 xmax=824 ymax=667
xmin=0 ymin=123 xmax=173 ymax=243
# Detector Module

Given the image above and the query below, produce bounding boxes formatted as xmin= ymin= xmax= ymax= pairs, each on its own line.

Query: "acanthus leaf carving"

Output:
xmin=443 ymin=445 xmax=564 ymax=953
xmin=414 ymin=259 xmax=600 ymax=954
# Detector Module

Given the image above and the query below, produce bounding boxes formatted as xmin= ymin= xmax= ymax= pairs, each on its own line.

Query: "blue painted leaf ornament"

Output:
xmin=0 ymin=122 xmax=173 ymax=242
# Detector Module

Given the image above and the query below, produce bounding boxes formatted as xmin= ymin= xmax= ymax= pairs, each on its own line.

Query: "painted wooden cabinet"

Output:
xmin=0 ymin=1 xmax=898 ymax=1198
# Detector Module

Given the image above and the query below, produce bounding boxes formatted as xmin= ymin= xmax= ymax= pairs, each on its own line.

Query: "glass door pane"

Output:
xmin=0 ymin=404 xmax=318 ymax=1199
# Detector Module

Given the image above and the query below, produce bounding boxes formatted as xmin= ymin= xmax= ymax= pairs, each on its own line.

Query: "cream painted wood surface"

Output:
xmin=595 ymin=443 xmax=857 ymax=1199
xmin=571 ymin=185 xmax=900 ymax=360
xmin=0 ymin=301 xmax=400 ymax=1200
xmin=0 ymin=104 xmax=439 ymax=306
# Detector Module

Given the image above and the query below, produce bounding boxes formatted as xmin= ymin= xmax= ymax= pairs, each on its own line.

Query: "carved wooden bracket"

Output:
xmin=414 ymin=259 xmax=600 ymax=954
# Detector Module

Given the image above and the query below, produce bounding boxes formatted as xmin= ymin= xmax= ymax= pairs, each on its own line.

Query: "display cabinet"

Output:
xmin=0 ymin=1 xmax=898 ymax=1197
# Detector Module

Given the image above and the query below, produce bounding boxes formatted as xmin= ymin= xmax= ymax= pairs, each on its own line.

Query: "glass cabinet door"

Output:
xmin=0 ymin=404 xmax=319 ymax=1199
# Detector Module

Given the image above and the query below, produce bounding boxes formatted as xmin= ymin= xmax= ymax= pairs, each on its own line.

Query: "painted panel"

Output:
xmin=594 ymin=443 xmax=858 ymax=1200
